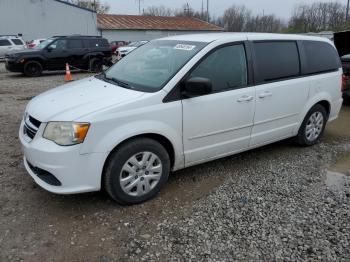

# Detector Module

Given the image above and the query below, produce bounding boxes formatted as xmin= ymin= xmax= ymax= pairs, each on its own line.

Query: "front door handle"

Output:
xmin=258 ymin=91 xmax=272 ymax=99
xmin=237 ymin=95 xmax=254 ymax=102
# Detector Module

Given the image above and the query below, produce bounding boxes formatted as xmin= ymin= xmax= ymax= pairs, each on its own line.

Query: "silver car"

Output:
xmin=0 ymin=36 xmax=26 ymax=59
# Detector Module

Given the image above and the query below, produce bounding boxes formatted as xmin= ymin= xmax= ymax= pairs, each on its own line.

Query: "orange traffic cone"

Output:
xmin=65 ymin=63 xmax=73 ymax=82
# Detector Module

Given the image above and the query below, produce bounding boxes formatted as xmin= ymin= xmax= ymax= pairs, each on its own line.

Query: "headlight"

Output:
xmin=43 ymin=122 xmax=90 ymax=146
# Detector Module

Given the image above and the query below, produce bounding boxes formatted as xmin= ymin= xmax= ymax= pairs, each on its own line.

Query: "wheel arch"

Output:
xmin=295 ymin=95 xmax=332 ymax=134
xmin=101 ymin=133 xmax=177 ymax=189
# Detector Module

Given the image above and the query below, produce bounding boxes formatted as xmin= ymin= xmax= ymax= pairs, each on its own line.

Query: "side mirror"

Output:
xmin=182 ymin=77 xmax=212 ymax=98
xmin=46 ymin=46 xmax=53 ymax=52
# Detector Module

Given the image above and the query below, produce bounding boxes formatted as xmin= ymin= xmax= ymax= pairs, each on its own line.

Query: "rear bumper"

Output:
xmin=343 ymin=90 xmax=350 ymax=98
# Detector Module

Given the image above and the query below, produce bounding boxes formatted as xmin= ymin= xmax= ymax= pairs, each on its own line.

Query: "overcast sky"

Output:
xmin=106 ymin=0 xmax=348 ymax=20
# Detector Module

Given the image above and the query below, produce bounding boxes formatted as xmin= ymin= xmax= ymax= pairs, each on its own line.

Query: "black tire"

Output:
xmin=103 ymin=138 xmax=170 ymax=205
xmin=23 ymin=61 xmax=43 ymax=77
xmin=296 ymin=104 xmax=328 ymax=146
xmin=89 ymin=57 xmax=103 ymax=73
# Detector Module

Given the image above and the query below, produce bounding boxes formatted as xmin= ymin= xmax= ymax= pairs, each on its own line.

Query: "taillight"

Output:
xmin=27 ymin=44 xmax=35 ymax=48
xmin=342 ymin=74 xmax=348 ymax=91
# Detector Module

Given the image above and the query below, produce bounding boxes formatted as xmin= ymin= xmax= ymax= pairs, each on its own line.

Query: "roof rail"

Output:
xmin=52 ymin=35 xmax=102 ymax=38
xmin=0 ymin=35 xmax=20 ymax=37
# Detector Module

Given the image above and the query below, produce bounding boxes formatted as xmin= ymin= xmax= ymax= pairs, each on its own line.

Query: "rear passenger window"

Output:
xmin=11 ymin=39 xmax=23 ymax=45
xmin=253 ymin=41 xmax=300 ymax=84
xmin=68 ymin=39 xmax=83 ymax=49
xmin=303 ymin=41 xmax=340 ymax=74
xmin=189 ymin=44 xmax=247 ymax=92
xmin=89 ymin=39 xmax=109 ymax=48
xmin=0 ymin=39 xmax=11 ymax=46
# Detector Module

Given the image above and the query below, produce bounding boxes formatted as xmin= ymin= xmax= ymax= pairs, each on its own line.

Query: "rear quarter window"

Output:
xmin=11 ymin=39 xmax=24 ymax=45
xmin=0 ymin=39 xmax=12 ymax=46
xmin=253 ymin=41 xmax=300 ymax=84
xmin=67 ymin=39 xmax=83 ymax=49
xmin=302 ymin=41 xmax=341 ymax=74
xmin=89 ymin=39 xmax=109 ymax=48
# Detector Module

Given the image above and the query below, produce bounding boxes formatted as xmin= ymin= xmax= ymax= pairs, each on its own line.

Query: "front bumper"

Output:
xmin=5 ymin=59 xmax=23 ymax=72
xmin=19 ymin=121 xmax=107 ymax=194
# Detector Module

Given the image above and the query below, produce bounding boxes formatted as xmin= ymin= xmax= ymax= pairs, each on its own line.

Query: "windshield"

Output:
xmin=36 ymin=38 xmax=55 ymax=49
xmin=103 ymin=40 xmax=207 ymax=92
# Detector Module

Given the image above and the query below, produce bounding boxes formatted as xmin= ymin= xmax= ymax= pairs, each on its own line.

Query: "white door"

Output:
xmin=182 ymin=44 xmax=255 ymax=166
xmin=250 ymin=41 xmax=310 ymax=146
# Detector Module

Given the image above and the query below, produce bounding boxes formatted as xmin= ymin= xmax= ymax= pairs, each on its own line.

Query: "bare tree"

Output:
xmin=69 ymin=0 xmax=110 ymax=13
xmin=143 ymin=6 xmax=173 ymax=16
xmin=221 ymin=5 xmax=251 ymax=32
xmin=289 ymin=2 xmax=347 ymax=33
xmin=246 ymin=14 xmax=284 ymax=32
xmin=219 ymin=5 xmax=284 ymax=33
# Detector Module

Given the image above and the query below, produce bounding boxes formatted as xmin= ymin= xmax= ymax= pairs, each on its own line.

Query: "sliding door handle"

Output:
xmin=237 ymin=95 xmax=254 ymax=102
xmin=258 ymin=91 xmax=272 ymax=99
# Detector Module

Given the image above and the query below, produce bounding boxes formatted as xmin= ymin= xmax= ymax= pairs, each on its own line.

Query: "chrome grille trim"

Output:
xmin=23 ymin=114 xmax=41 ymax=140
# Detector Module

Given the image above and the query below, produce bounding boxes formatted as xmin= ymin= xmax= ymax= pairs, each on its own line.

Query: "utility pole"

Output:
xmin=201 ymin=0 xmax=204 ymax=18
xmin=346 ymin=0 xmax=350 ymax=22
xmin=207 ymin=0 xmax=209 ymax=22
xmin=184 ymin=3 xmax=190 ymax=16
xmin=136 ymin=0 xmax=143 ymax=15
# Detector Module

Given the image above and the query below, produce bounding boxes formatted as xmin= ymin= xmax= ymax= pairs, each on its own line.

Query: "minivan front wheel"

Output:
xmin=296 ymin=104 xmax=327 ymax=146
xmin=104 ymin=138 xmax=170 ymax=205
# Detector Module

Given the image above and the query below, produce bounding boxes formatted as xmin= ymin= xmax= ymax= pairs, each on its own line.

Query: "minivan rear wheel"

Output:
xmin=103 ymin=138 xmax=170 ymax=205
xmin=23 ymin=61 xmax=43 ymax=77
xmin=296 ymin=104 xmax=327 ymax=146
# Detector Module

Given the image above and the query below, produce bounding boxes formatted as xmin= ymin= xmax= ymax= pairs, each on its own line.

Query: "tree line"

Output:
xmin=143 ymin=2 xmax=350 ymax=33
xmin=66 ymin=1 xmax=350 ymax=33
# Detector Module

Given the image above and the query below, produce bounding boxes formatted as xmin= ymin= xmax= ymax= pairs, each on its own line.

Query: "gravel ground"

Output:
xmin=0 ymin=62 xmax=349 ymax=261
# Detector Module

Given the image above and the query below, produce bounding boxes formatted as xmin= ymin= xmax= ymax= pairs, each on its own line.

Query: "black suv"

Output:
xmin=5 ymin=35 xmax=112 ymax=76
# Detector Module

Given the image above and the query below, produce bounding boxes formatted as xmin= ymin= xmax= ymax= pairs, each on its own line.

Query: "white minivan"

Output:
xmin=20 ymin=33 xmax=343 ymax=204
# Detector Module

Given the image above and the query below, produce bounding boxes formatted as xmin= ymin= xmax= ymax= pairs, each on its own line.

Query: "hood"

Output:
xmin=6 ymin=48 xmax=40 ymax=57
xmin=26 ymin=77 xmax=144 ymax=122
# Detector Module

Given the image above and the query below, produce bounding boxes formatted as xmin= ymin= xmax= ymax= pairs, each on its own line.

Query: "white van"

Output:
xmin=19 ymin=33 xmax=343 ymax=204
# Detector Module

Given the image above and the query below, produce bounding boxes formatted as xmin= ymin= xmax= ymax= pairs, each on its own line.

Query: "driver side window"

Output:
xmin=189 ymin=44 xmax=248 ymax=93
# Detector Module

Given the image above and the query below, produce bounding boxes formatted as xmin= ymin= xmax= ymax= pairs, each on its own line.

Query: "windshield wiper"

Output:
xmin=96 ymin=72 xmax=134 ymax=89
xmin=110 ymin=77 xmax=134 ymax=89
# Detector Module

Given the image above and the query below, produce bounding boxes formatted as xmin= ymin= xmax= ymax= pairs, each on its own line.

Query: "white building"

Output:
xmin=97 ymin=14 xmax=223 ymax=42
xmin=0 ymin=0 xmax=98 ymax=41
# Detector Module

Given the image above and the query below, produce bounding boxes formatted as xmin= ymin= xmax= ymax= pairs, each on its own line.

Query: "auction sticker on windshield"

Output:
xmin=174 ymin=44 xmax=196 ymax=51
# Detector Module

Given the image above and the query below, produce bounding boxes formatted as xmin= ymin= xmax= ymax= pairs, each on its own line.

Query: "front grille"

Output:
xmin=23 ymin=115 xmax=41 ymax=140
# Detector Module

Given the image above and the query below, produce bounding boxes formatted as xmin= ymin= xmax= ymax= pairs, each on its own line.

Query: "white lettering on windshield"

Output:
xmin=174 ymin=44 xmax=196 ymax=51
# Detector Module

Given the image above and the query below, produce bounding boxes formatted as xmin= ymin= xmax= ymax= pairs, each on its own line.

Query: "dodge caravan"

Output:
xmin=19 ymin=33 xmax=343 ymax=205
